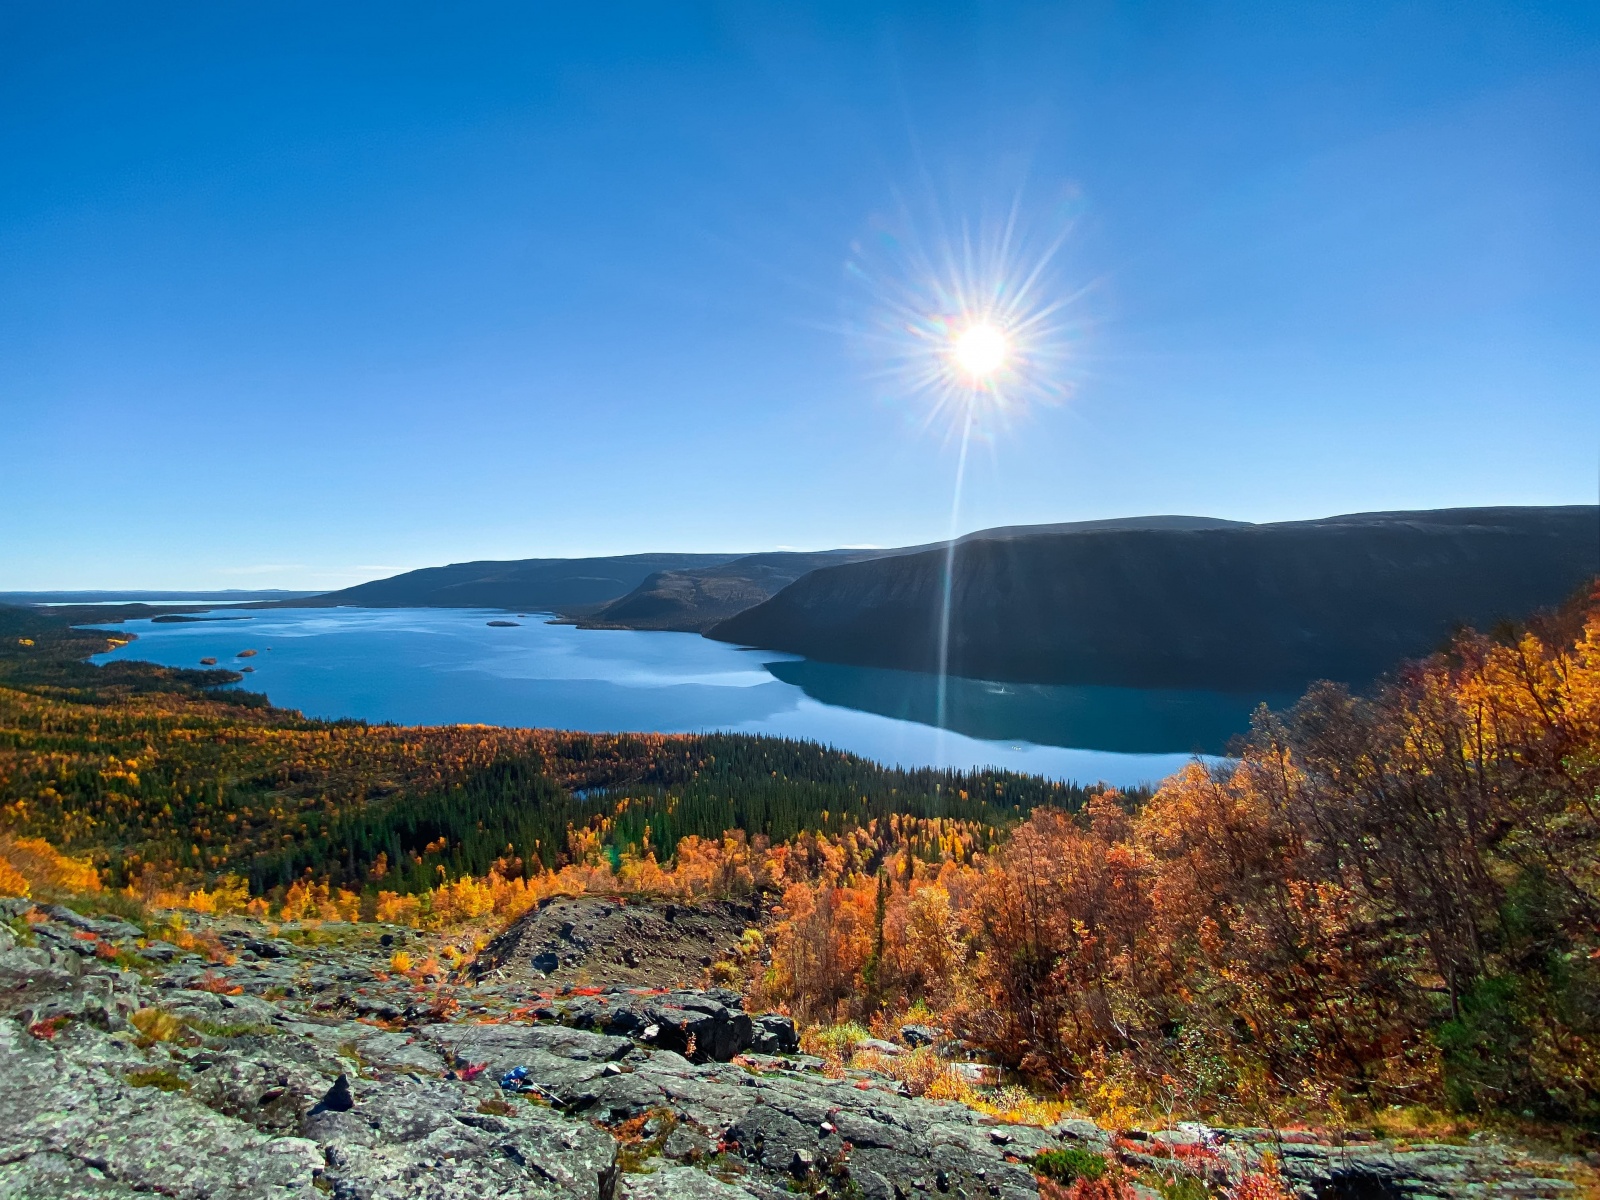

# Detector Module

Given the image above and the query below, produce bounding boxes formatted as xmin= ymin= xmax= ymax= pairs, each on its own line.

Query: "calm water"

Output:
xmin=89 ymin=607 xmax=1278 ymax=787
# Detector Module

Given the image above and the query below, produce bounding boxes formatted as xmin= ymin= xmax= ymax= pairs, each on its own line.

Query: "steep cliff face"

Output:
xmin=710 ymin=507 xmax=1600 ymax=690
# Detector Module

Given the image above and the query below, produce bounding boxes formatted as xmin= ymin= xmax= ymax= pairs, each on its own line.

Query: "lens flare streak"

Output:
xmin=845 ymin=193 xmax=1088 ymax=752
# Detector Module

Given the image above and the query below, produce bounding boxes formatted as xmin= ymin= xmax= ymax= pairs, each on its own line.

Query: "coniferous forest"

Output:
xmin=0 ymin=605 xmax=1097 ymax=897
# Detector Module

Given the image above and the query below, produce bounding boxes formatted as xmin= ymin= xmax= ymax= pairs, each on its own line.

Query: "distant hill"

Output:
xmin=0 ymin=590 xmax=319 ymax=605
xmin=574 ymin=519 xmax=1248 ymax=633
xmin=284 ymin=519 xmax=1245 ymax=627
xmin=576 ymin=550 xmax=894 ymax=632
xmin=950 ymin=514 xmax=1251 ymax=540
xmin=280 ymin=553 xmax=746 ymax=613
xmin=709 ymin=507 xmax=1600 ymax=691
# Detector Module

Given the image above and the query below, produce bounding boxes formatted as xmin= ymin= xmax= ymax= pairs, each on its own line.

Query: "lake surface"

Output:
xmin=90 ymin=607 xmax=1283 ymax=787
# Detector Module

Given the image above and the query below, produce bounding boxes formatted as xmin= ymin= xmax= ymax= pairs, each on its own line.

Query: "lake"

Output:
xmin=90 ymin=607 xmax=1284 ymax=787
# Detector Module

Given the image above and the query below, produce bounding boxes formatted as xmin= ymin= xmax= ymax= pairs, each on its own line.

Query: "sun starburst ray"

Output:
xmin=841 ymin=188 xmax=1090 ymax=747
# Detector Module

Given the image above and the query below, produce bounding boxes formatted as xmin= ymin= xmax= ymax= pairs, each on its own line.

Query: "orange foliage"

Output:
xmin=0 ymin=833 xmax=101 ymax=898
xmin=762 ymin=597 xmax=1600 ymax=1122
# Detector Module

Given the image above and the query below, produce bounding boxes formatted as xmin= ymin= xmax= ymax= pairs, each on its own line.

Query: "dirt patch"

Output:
xmin=472 ymin=895 xmax=763 ymax=990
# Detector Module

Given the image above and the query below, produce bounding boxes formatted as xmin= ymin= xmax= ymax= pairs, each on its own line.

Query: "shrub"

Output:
xmin=130 ymin=1007 xmax=194 ymax=1047
xmin=1033 ymin=1148 xmax=1109 ymax=1184
xmin=800 ymin=1021 xmax=871 ymax=1063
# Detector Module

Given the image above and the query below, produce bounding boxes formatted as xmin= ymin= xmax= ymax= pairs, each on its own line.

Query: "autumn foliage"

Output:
xmin=4 ymin=592 xmax=1600 ymax=1124
xmin=758 ymin=592 xmax=1600 ymax=1122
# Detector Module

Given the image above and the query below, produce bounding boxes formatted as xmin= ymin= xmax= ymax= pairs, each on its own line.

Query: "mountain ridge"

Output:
xmin=709 ymin=505 xmax=1600 ymax=690
xmin=572 ymin=549 xmax=893 ymax=632
xmin=270 ymin=552 xmax=747 ymax=613
xmin=272 ymin=515 xmax=1256 ymax=622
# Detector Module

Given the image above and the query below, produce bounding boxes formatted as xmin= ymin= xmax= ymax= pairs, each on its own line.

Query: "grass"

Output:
xmin=130 ymin=1007 xmax=195 ymax=1047
xmin=1032 ymin=1148 xmax=1109 ymax=1184
xmin=850 ymin=1044 xmax=947 ymax=1097
xmin=1146 ymin=1172 xmax=1212 ymax=1200
xmin=129 ymin=1006 xmax=273 ymax=1047
xmin=927 ymin=1075 xmax=1071 ymax=1127
xmin=804 ymin=1016 xmax=1073 ymax=1123
xmin=125 ymin=1067 xmax=190 ymax=1092
xmin=188 ymin=1017 xmax=276 ymax=1039
xmin=799 ymin=1020 xmax=871 ymax=1063
xmin=60 ymin=891 xmax=151 ymax=930
xmin=1364 ymin=1104 xmax=1478 ymax=1144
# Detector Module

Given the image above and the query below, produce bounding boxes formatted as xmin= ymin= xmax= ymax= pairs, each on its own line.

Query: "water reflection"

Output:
xmin=83 ymin=607 xmax=1268 ymax=783
xmin=763 ymin=659 xmax=1290 ymax=755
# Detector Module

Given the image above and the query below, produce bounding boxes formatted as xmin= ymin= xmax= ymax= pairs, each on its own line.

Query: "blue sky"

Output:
xmin=3 ymin=1 xmax=1597 ymax=589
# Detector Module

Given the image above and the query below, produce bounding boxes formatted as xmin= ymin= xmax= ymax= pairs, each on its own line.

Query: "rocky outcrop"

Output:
xmin=0 ymin=900 xmax=1583 ymax=1200
xmin=473 ymin=896 xmax=763 ymax=991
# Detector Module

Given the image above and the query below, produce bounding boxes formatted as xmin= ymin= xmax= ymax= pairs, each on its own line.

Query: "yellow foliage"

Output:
xmin=375 ymin=891 xmax=422 ymax=926
xmin=277 ymin=879 xmax=361 ymax=923
xmin=851 ymin=1044 xmax=948 ymax=1097
xmin=0 ymin=857 xmax=29 ymax=898
xmin=0 ymin=834 xmax=100 ymax=898
xmin=130 ymin=1007 xmax=190 ymax=1046
xmin=172 ymin=874 xmax=250 ymax=915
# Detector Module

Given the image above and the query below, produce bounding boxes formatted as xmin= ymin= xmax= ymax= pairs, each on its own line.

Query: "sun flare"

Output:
xmin=844 ymin=190 xmax=1085 ymax=446
xmin=952 ymin=321 xmax=1008 ymax=382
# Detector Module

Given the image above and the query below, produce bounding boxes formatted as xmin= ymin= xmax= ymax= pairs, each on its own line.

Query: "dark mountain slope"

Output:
xmin=281 ymin=518 xmax=1249 ymax=625
xmin=709 ymin=506 xmax=1600 ymax=690
xmin=577 ymin=550 xmax=893 ymax=632
xmin=953 ymin=514 xmax=1250 ymax=540
xmin=574 ymin=518 xmax=1250 ymax=632
xmin=279 ymin=553 xmax=745 ymax=613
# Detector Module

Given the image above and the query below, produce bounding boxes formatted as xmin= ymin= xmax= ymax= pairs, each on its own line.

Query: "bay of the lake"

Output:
xmin=89 ymin=607 xmax=1281 ymax=787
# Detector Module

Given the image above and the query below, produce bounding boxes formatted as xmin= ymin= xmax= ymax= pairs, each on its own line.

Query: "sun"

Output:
xmin=843 ymin=188 xmax=1083 ymax=439
xmin=952 ymin=321 xmax=1008 ymax=382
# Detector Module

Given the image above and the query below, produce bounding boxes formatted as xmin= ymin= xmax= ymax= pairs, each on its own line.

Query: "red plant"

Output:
xmin=1227 ymin=1161 xmax=1293 ymax=1200
xmin=1038 ymin=1173 xmax=1138 ymax=1200
xmin=190 ymin=970 xmax=243 ymax=995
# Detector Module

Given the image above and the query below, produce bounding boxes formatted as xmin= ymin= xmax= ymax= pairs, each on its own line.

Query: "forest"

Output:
xmin=3 ymin=587 xmax=1599 ymax=1132
xmin=0 ymin=603 xmax=1099 ymax=901
xmin=750 ymin=585 xmax=1600 ymax=1128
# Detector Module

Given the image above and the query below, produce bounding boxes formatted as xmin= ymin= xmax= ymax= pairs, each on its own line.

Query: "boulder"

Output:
xmin=640 ymin=992 xmax=753 ymax=1063
xmin=558 ymin=989 xmax=760 ymax=1063
xmin=41 ymin=905 xmax=144 ymax=941
xmin=749 ymin=1013 xmax=797 ymax=1054
xmin=854 ymin=1037 xmax=903 ymax=1056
